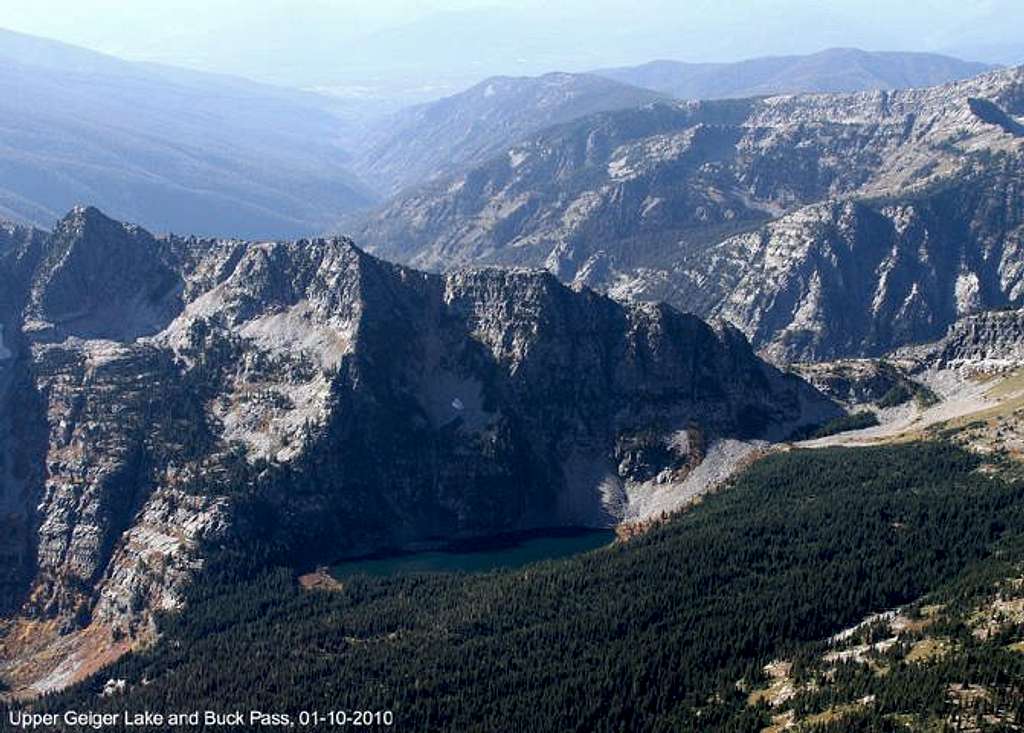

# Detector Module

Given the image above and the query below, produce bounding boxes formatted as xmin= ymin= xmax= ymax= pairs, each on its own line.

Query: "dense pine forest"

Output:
xmin=19 ymin=442 xmax=1024 ymax=731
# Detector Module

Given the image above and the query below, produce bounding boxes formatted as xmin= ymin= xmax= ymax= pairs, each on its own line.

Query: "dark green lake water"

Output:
xmin=331 ymin=528 xmax=615 ymax=578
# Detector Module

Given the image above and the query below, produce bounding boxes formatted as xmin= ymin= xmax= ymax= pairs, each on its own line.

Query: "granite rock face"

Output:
xmin=356 ymin=66 xmax=1024 ymax=362
xmin=0 ymin=207 xmax=836 ymax=653
xmin=26 ymin=208 xmax=184 ymax=341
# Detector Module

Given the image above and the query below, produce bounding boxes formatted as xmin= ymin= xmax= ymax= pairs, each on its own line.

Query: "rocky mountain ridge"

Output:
xmin=349 ymin=72 xmax=665 ymax=197
xmin=355 ymin=66 xmax=1024 ymax=362
xmin=0 ymin=207 xmax=836 ymax=695
xmin=347 ymin=49 xmax=987 ymax=202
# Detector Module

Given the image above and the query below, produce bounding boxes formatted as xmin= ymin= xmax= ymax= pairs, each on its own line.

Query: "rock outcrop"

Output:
xmin=789 ymin=359 xmax=926 ymax=408
xmin=895 ymin=307 xmax=1024 ymax=371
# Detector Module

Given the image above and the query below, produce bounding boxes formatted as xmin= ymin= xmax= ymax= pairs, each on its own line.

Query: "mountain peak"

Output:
xmin=29 ymin=207 xmax=179 ymax=340
xmin=59 ymin=203 xmax=113 ymax=228
xmin=53 ymin=205 xmax=152 ymax=243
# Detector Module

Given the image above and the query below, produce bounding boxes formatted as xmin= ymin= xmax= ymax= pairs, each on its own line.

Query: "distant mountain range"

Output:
xmin=350 ymin=72 xmax=665 ymax=196
xmin=594 ymin=48 xmax=994 ymax=100
xmin=356 ymin=66 xmax=1024 ymax=362
xmin=0 ymin=28 xmax=376 ymax=239
xmin=0 ymin=29 xmax=1004 ymax=243
xmin=350 ymin=49 xmax=995 ymax=198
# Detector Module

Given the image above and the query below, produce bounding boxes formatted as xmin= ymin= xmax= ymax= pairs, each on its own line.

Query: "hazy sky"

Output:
xmin=2 ymin=0 xmax=1022 ymax=95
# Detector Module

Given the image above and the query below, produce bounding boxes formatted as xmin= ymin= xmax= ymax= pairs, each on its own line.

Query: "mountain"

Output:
xmin=0 ymin=28 xmax=376 ymax=239
xmin=350 ymin=50 xmax=977 ymax=201
xmin=32 ymin=1 xmax=1023 ymax=93
xmin=0 ymin=207 xmax=835 ymax=694
xmin=349 ymin=72 xmax=665 ymax=196
xmin=355 ymin=66 xmax=1024 ymax=362
xmin=595 ymin=48 xmax=994 ymax=100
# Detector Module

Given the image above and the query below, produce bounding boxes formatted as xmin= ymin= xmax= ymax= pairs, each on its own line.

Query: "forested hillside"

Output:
xmin=0 ymin=29 xmax=374 ymax=238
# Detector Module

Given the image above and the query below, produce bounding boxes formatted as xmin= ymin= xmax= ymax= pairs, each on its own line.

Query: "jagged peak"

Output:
xmin=976 ymin=63 xmax=1024 ymax=86
xmin=52 ymin=207 xmax=375 ymax=273
xmin=58 ymin=204 xmax=120 ymax=229
xmin=26 ymin=208 xmax=181 ymax=341
xmin=227 ymin=233 xmax=363 ymax=261
xmin=51 ymin=205 xmax=155 ymax=249
xmin=446 ymin=264 xmax=560 ymax=284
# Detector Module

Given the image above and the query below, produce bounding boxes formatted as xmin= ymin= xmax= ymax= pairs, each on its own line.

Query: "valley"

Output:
xmin=0 ymin=30 xmax=375 ymax=239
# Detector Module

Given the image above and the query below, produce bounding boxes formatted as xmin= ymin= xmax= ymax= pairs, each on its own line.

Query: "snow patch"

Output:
xmin=0 ymin=324 xmax=10 ymax=360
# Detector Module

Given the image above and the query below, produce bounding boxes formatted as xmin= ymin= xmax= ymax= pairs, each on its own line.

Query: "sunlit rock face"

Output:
xmin=894 ymin=307 xmax=1024 ymax=371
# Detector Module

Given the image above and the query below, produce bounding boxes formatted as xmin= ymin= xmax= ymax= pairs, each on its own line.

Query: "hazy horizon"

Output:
xmin=2 ymin=0 xmax=1023 ymax=102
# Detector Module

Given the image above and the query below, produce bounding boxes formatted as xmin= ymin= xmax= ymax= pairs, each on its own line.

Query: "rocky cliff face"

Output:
xmin=0 ymin=222 xmax=49 ymax=617
xmin=660 ymin=164 xmax=1024 ymax=362
xmin=0 ymin=207 xmax=836 ymax=692
xmin=26 ymin=209 xmax=184 ymax=341
xmin=895 ymin=307 xmax=1024 ymax=371
xmin=356 ymin=66 xmax=1024 ymax=362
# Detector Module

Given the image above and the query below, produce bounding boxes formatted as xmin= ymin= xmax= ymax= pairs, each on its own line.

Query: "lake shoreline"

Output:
xmin=330 ymin=527 xmax=616 ymax=578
